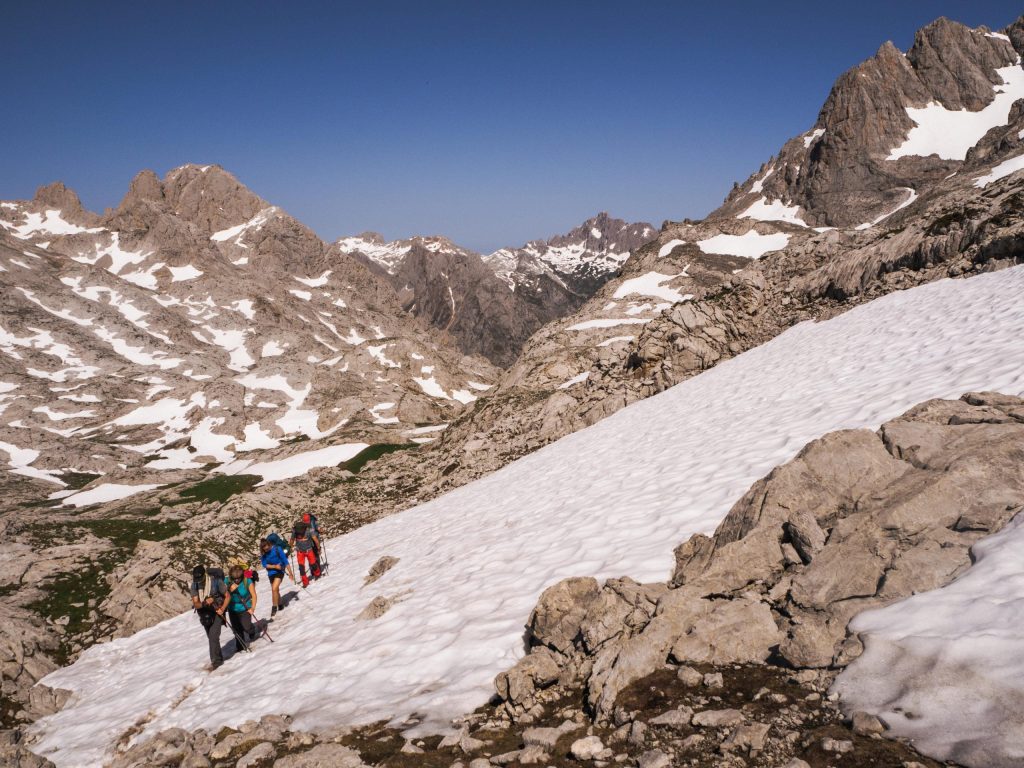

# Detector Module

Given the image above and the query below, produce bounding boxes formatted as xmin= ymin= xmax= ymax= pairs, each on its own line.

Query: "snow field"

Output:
xmin=836 ymin=513 xmax=1024 ymax=767
xmin=30 ymin=267 xmax=1024 ymax=768
xmin=613 ymin=271 xmax=692 ymax=304
xmin=738 ymin=196 xmax=808 ymax=227
xmin=697 ymin=230 xmax=791 ymax=258
xmin=888 ymin=64 xmax=1024 ymax=161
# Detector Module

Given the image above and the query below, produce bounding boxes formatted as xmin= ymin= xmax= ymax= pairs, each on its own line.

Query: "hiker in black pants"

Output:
xmin=226 ymin=564 xmax=258 ymax=652
xmin=190 ymin=565 xmax=230 ymax=670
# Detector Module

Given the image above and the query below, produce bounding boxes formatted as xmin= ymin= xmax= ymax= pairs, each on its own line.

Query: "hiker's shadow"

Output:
xmin=280 ymin=590 xmax=301 ymax=608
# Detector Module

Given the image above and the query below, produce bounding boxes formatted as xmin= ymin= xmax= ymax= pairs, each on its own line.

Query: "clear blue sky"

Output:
xmin=4 ymin=2 xmax=1021 ymax=252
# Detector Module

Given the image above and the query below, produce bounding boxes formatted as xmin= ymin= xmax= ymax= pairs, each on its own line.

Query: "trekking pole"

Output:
xmin=260 ymin=619 xmax=275 ymax=643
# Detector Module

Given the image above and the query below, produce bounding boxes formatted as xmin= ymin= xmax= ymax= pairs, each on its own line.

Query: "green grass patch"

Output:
xmin=175 ymin=474 xmax=262 ymax=504
xmin=338 ymin=443 xmax=414 ymax=475
xmin=22 ymin=516 xmax=184 ymax=662
xmin=26 ymin=555 xmax=118 ymax=662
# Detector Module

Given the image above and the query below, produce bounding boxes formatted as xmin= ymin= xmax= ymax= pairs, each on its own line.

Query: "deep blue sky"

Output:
xmin=4 ymin=2 xmax=1021 ymax=251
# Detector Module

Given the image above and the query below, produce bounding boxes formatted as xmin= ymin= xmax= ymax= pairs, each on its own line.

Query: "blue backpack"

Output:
xmin=267 ymin=532 xmax=290 ymax=556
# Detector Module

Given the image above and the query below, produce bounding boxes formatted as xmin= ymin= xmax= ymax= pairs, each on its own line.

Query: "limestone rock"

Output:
xmin=271 ymin=743 xmax=367 ymax=768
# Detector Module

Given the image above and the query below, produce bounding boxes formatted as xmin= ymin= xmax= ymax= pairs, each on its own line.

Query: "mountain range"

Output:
xmin=4 ymin=13 xmax=1024 ymax=768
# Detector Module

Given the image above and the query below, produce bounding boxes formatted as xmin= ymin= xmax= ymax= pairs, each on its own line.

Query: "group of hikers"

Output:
xmin=189 ymin=513 xmax=325 ymax=670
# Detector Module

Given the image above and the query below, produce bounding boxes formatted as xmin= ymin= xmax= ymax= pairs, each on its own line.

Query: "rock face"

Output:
xmin=492 ymin=393 xmax=1024 ymax=723
xmin=336 ymin=213 xmax=656 ymax=366
xmin=717 ymin=17 xmax=1023 ymax=228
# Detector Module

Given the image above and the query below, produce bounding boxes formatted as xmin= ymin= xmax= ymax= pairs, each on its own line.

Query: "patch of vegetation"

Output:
xmin=338 ymin=443 xmax=414 ymax=475
xmin=56 ymin=471 xmax=102 ymax=490
xmin=27 ymin=554 xmax=118 ymax=662
xmin=22 ymin=516 xmax=183 ymax=663
xmin=173 ymin=474 xmax=262 ymax=505
xmin=18 ymin=497 xmax=61 ymax=509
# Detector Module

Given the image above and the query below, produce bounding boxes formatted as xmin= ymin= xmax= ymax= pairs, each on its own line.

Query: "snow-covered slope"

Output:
xmin=29 ymin=265 xmax=1024 ymax=767
xmin=0 ymin=168 xmax=497 ymax=507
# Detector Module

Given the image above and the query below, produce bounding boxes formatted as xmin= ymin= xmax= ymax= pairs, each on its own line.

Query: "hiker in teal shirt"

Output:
xmin=226 ymin=564 xmax=257 ymax=652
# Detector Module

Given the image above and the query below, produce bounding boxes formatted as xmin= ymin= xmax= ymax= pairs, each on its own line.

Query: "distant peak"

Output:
xmin=355 ymin=231 xmax=386 ymax=244
xmin=33 ymin=181 xmax=86 ymax=216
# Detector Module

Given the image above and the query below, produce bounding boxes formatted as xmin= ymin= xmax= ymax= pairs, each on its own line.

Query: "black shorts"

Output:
xmin=268 ymin=572 xmax=284 ymax=585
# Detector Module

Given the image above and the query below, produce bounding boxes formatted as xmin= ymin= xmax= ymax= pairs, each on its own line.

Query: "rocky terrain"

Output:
xmin=337 ymin=214 xmax=655 ymax=366
xmin=19 ymin=390 xmax=1019 ymax=768
xmin=5 ymin=13 xmax=1024 ymax=767
xmin=0 ymin=166 xmax=501 ymax=725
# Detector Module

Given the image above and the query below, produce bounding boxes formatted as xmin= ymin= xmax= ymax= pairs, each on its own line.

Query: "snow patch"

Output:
xmin=888 ymin=64 xmax=1024 ymax=161
xmin=566 ymin=318 xmax=652 ymax=331
xmin=61 ymin=483 xmax=160 ymax=507
xmin=696 ymin=231 xmax=790 ymax=259
xmin=221 ymin=442 xmax=368 ymax=485
xmin=613 ymin=271 xmax=692 ymax=304
xmin=657 ymin=239 xmax=687 ymax=258
xmin=738 ymin=197 xmax=808 ymax=227
xmin=974 ymin=152 xmax=1024 ymax=187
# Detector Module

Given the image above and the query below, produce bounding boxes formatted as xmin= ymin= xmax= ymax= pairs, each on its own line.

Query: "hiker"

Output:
xmin=226 ymin=564 xmax=258 ymax=652
xmin=190 ymin=565 xmax=229 ymax=670
xmin=260 ymin=537 xmax=294 ymax=616
xmin=303 ymin=512 xmax=325 ymax=571
xmin=290 ymin=520 xmax=320 ymax=587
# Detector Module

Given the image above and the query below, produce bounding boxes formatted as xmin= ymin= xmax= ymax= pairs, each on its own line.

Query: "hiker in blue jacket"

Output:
xmin=226 ymin=564 xmax=258 ymax=652
xmin=260 ymin=537 xmax=294 ymax=617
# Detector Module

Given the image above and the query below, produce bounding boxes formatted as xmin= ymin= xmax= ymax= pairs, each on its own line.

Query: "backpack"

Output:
xmin=206 ymin=567 xmax=227 ymax=599
xmin=267 ymin=532 xmax=290 ymax=555
xmin=293 ymin=522 xmax=308 ymax=539
xmin=306 ymin=513 xmax=321 ymax=537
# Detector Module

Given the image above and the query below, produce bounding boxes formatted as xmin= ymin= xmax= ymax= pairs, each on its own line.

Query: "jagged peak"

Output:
xmin=33 ymin=181 xmax=86 ymax=216
xmin=112 ymin=164 xmax=267 ymax=234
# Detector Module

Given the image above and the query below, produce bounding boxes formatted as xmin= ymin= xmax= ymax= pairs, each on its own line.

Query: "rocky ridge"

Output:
xmin=337 ymin=214 xmax=656 ymax=366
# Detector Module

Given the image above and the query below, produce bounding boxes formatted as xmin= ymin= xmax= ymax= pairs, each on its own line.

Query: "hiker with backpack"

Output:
xmin=226 ymin=564 xmax=258 ymax=653
xmin=190 ymin=565 xmax=230 ymax=670
xmin=302 ymin=512 xmax=326 ymax=572
xmin=290 ymin=520 xmax=321 ymax=587
xmin=260 ymin=537 xmax=294 ymax=616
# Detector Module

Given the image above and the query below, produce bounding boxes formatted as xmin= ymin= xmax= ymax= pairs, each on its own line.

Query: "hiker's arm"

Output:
xmin=286 ymin=564 xmax=295 ymax=581
xmin=191 ymin=592 xmax=201 ymax=610
xmin=249 ymin=581 xmax=257 ymax=612
xmin=217 ymin=591 xmax=230 ymax=614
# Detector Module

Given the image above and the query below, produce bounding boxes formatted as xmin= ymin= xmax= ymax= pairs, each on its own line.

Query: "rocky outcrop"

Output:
xmin=717 ymin=18 xmax=1022 ymax=227
xmin=492 ymin=393 xmax=1024 ymax=725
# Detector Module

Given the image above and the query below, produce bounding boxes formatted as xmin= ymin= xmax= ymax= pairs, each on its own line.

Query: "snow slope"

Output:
xmin=29 ymin=267 xmax=1024 ymax=767
xmin=835 ymin=513 xmax=1024 ymax=767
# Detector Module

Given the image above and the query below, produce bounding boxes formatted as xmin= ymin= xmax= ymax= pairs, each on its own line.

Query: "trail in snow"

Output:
xmin=29 ymin=267 xmax=1024 ymax=768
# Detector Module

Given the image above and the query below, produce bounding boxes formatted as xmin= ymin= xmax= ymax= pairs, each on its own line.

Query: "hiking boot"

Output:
xmin=271 ymin=606 xmax=278 ymax=617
